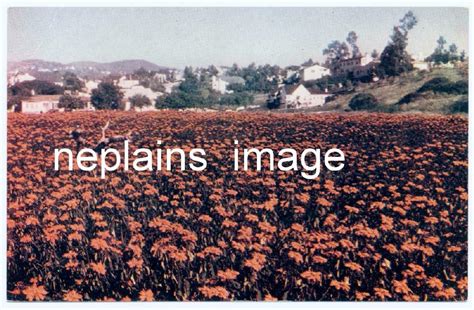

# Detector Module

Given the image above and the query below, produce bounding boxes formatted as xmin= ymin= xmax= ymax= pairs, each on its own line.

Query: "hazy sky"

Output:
xmin=8 ymin=7 xmax=469 ymax=68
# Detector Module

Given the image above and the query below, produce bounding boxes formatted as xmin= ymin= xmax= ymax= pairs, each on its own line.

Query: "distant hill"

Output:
xmin=8 ymin=59 xmax=172 ymax=81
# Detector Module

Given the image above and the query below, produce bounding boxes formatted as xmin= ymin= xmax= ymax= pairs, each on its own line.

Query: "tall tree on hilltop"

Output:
xmin=346 ymin=31 xmax=361 ymax=58
xmin=323 ymin=40 xmax=350 ymax=67
xmin=379 ymin=11 xmax=418 ymax=76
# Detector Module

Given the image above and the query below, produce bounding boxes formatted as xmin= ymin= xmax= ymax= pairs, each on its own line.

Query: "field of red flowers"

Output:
xmin=7 ymin=111 xmax=467 ymax=301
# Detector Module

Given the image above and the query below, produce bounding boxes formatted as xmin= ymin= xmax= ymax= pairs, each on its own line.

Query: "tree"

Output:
xmin=349 ymin=93 xmax=378 ymax=110
xmin=90 ymin=82 xmax=123 ymax=110
xmin=379 ymin=11 xmax=418 ymax=76
xmin=12 ymin=80 xmax=63 ymax=95
xmin=266 ymin=92 xmax=282 ymax=109
xmin=219 ymin=92 xmax=254 ymax=106
xmin=7 ymin=96 xmax=22 ymax=111
xmin=436 ymin=36 xmax=447 ymax=52
xmin=346 ymin=31 xmax=361 ymax=58
xmin=179 ymin=67 xmax=201 ymax=93
xmin=63 ymin=72 xmax=85 ymax=93
xmin=207 ymin=65 xmax=219 ymax=76
xmin=371 ymin=49 xmax=379 ymax=59
xmin=58 ymin=94 xmax=86 ymax=110
xmin=227 ymin=63 xmax=241 ymax=76
xmin=129 ymin=94 xmax=152 ymax=109
xmin=133 ymin=67 xmax=151 ymax=79
xmin=426 ymin=37 xmax=460 ymax=64
xmin=448 ymin=44 xmax=459 ymax=62
xmin=323 ymin=40 xmax=350 ymax=67
xmin=8 ymin=83 xmax=32 ymax=98
xmin=301 ymin=58 xmax=315 ymax=67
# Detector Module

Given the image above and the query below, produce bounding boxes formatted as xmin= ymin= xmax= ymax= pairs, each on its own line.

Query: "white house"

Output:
xmin=163 ymin=81 xmax=181 ymax=94
xmin=154 ymin=73 xmax=167 ymax=83
xmin=211 ymin=76 xmax=229 ymax=94
xmin=21 ymin=95 xmax=61 ymax=113
xmin=118 ymin=76 xmax=140 ymax=89
xmin=331 ymin=54 xmax=377 ymax=78
xmin=300 ymin=64 xmax=330 ymax=81
xmin=281 ymin=84 xmax=330 ymax=109
xmin=84 ymin=80 xmax=99 ymax=94
xmin=412 ymin=60 xmax=431 ymax=71
xmin=211 ymin=75 xmax=245 ymax=94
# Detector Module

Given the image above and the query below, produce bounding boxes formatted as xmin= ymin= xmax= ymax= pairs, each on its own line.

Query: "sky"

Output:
xmin=8 ymin=7 xmax=469 ymax=68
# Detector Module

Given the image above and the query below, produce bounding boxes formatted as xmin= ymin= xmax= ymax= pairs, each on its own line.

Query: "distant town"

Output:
xmin=7 ymin=11 xmax=468 ymax=114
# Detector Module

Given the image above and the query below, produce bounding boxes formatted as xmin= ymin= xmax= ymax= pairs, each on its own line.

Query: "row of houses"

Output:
xmin=10 ymin=71 xmax=183 ymax=113
xmin=280 ymin=84 xmax=331 ymax=109
xmin=275 ymin=53 xmax=437 ymax=109
xmin=275 ymin=54 xmax=377 ymax=109
xmin=10 ymin=52 xmax=434 ymax=112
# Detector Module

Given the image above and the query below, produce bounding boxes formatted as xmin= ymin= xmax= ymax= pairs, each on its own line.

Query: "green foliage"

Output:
xmin=266 ymin=94 xmax=281 ymax=109
xmin=449 ymin=98 xmax=468 ymax=114
xmin=134 ymin=67 xmax=169 ymax=92
xmin=156 ymin=91 xmax=209 ymax=109
xmin=227 ymin=83 xmax=246 ymax=93
xmin=425 ymin=37 xmax=461 ymax=65
xmin=63 ymin=72 xmax=85 ymax=93
xmin=398 ymin=92 xmax=423 ymax=105
xmin=129 ymin=94 xmax=152 ymax=109
xmin=349 ymin=93 xmax=378 ymax=110
xmin=90 ymin=82 xmax=123 ymax=110
xmin=417 ymin=77 xmax=467 ymax=95
xmin=9 ymin=80 xmax=64 ymax=96
xmin=7 ymin=96 xmax=22 ymax=111
xmin=227 ymin=63 xmax=281 ymax=92
xmin=303 ymin=75 xmax=351 ymax=92
xmin=398 ymin=77 xmax=468 ymax=105
xmin=379 ymin=11 xmax=417 ymax=77
xmin=156 ymin=66 xmax=254 ymax=109
xmin=323 ymin=40 xmax=350 ymax=67
xmin=58 ymin=94 xmax=86 ymax=110
xmin=219 ymin=92 xmax=254 ymax=106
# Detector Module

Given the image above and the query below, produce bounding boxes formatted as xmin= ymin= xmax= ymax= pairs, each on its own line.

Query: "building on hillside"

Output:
xmin=280 ymin=84 xmax=331 ymax=109
xmin=211 ymin=75 xmax=245 ymax=94
xmin=85 ymin=80 xmax=100 ymax=94
xmin=211 ymin=76 xmax=229 ymax=94
xmin=154 ymin=73 xmax=167 ymax=83
xmin=21 ymin=95 xmax=61 ymax=113
xmin=431 ymin=62 xmax=456 ymax=69
xmin=331 ymin=54 xmax=377 ymax=78
xmin=300 ymin=64 xmax=330 ymax=82
xmin=8 ymin=72 xmax=36 ymax=85
xmin=118 ymin=76 xmax=140 ymax=89
xmin=412 ymin=60 xmax=431 ymax=71
xmin=163 ymin=81 xmax=181 ymax=94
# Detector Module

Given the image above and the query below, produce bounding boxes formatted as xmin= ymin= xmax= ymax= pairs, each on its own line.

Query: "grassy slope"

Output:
xmin=322 ymin=65 xmax=468 ymax=114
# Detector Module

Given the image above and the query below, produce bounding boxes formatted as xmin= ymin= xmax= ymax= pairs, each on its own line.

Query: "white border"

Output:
xmin=0 ymin=1 xmax=472 ymax=309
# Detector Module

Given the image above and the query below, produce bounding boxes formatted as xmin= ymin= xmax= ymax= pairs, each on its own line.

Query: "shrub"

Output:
xmin=417 ymin=77 xmax=450 ymax=93
xmin=449 ymin=98 xmax=468 ymax=114
xmin=129 ymin=94 xmax=152 ymax=109
xmin=418 ymin=78 xmax=468 ymax=95
xmin=398 ymin=92 xmax=421 ymax=105
xmin=58 ymin=94 xmax=86 ymax=110
xmin=348 ymin=93 xmax=378 ymax=111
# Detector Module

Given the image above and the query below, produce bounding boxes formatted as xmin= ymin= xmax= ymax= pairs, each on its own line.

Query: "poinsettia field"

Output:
xmin=7 ymin=111 xmax=467 ymax=301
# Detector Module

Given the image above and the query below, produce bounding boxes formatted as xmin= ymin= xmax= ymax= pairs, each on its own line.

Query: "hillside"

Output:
xmin=8 ymin=59 xmax=171 ymax=81
xmin=324 ymin=65 xmax=468 ymax=114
